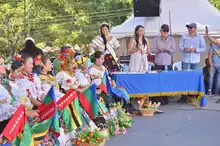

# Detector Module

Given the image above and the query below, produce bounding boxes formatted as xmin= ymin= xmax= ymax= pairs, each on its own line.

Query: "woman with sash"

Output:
xmin=0 ymin=55 xmax=39 ymax=144
xmin=90 ymin=23 xmax=120 ymax=73
xmin=55 ymin=47 xmax=97 ymax=143
xmin=128 ymin=25 xmax=150 ymax=72
xmin=15 ymin=54 xmax=43 ymax=108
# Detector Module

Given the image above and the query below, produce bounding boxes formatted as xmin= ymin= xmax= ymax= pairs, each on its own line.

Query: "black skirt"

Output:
xmin=0 ymin=118 xmax=10 ymax=134
xmin=104 ymin=54 xmax=120 ymax=73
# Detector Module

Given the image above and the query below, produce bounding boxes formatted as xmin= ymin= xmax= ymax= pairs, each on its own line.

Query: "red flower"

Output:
xmin=66 ymin=79 xmax=72 ymax=83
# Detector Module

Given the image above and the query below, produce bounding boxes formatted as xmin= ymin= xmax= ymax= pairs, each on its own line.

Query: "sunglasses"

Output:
xmin=187 ymin=27 xmax=193 ymax=29
xmin=162 ymin=30 xmax=169 ymax=32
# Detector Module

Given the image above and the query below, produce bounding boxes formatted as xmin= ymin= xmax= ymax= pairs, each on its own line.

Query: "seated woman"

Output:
xmin=15 ymin=54 xmax=43 ymax=108
xmin=9 ymin=56 xmax=33 ymax=110
xmin=56 ymin=48 xmax=79 ymax=92
xmin=89 ymin=51 xmax=133 ymax=113
xmin=55 ymin=47 xmax=97 ymax=141
xmin=88 ymin=51 xmax=117 ymax=108
xmin=35 ymin=55 xmax=64 ymax=101
xmin=0 ymin=55 xmax=39 ymax=142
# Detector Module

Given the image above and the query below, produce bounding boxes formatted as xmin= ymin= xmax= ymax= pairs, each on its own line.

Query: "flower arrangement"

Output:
xmin=138 ymin=96 xmax=161 ymax=116
xmin=116 ymin=103 xmax=132 ymax=129
xmin=107 ymin=103 xmax=132 ymax=136
xmin=58 ymin=48 xmax=73 ymax=70
xmin=5 ymin=55 xmax=22 ymax=70
xmin=75 ymin=55 xmax=87 ymax=65
xmin=34 ymin=55 xmax=43 ymax=66
xmin=73 ymin=129 xmax=105 ymax=146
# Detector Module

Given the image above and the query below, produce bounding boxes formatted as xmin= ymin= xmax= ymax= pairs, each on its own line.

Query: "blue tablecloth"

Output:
xmin=112 ymin=71 xmax=206 ymax=107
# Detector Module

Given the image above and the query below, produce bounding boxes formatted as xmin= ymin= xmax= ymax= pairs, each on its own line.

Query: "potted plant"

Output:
xmin=73 ymin=129 xmax=106 ymax=146
xmin=138 ymin=96 xmax=161 ymax=116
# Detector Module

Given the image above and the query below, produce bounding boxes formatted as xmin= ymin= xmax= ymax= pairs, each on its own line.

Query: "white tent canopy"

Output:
xmin=111 ymin=0 xmax=220 ymax=38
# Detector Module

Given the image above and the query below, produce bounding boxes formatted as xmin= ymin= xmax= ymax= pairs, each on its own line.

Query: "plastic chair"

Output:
xmin=172 ymin=62 xmax=182 ymax=71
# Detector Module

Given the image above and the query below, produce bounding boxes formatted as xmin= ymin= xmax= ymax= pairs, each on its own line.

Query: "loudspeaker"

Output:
xmin=133 ymin=0 xmax=161 ymax=17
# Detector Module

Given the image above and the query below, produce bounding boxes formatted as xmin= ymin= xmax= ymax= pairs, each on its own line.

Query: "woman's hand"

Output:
xmin=26 ymin=110 xmax=40 ymax=118
xmin=111 ymin=80 xmax=116 ymax=87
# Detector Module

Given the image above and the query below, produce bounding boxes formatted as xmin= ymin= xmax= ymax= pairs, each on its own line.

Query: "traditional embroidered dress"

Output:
xmin=55 ymin=70 xmax=97 ymax=142
xmin=39 ymin=74 xmax=64 ymax=101
xmin=9 ymin=80 xmax=33 ymax=110
xmin=129 ymin=39 xmax=149 ymax=72
xmin=89 ymin=65 xmax=115 ymax=108
xmin=88 ymin=65 xmax=106 ymax=87
xmin=0 ymin=82 xmax=18 ymax=133
xmin=56 ymin=71 xmax=79 ymax=91
xmin=90 ymin=36 xmax=120 ymax=72
xmin=75 ymin=69 xmax=90 ymax=87
xmin=15 ymin=73 xmax=44 ymax=101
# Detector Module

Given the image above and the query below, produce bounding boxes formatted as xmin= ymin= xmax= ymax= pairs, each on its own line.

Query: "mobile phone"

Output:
xmin=205 ymin=26 xmax=209 ymax=34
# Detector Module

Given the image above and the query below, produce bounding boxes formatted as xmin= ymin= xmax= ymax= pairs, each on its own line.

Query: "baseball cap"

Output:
xmin=186 ymin=22 xmax=197 ymax=29
xmin=161 ymin=24 xmax=169 ymax=31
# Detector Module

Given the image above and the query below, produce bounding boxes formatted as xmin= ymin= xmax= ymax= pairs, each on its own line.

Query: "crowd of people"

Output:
xmin=0 ymin=22 xmax=220 ymax=145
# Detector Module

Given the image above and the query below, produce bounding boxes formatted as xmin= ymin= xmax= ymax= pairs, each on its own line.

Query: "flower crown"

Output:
xmin=34 ymin=55 xmax=43 ymax=66
xmin=75 ymin=55 xmax=87 ymax=65
xmin=5 ymin=55 xmax=22 ymax=70
xmin=58 ymin=48 xmax=73 ymax=70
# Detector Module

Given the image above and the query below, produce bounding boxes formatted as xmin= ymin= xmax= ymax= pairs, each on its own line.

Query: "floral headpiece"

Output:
xmin=75 ymin=55 xmax=87 ymax=65
xmin=5 ymin=55 xmax=22 ymax=70
xmin=58 ymin=48 xmax=73 ymax=70
xmin=34 ymin=55 xmax=43 ymax=66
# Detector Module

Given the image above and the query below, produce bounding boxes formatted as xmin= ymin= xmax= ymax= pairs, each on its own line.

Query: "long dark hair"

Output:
xmin=100 ymin=24 xmax=110 ymax=51
xmin=134 ymin=25 xmax=147 ymax=48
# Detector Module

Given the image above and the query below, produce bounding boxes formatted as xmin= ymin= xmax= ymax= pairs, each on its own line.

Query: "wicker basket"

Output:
xmin=76 ymin=140 xmax=105 ymax=146
xmin=139 ymin=109 xmax=155 ymax=116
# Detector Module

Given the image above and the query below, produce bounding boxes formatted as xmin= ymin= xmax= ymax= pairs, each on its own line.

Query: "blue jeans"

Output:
xmin=182 ymin=62 xmax=200 ymax=70
xmin=208 ymin=66 xmax=220 ymax=94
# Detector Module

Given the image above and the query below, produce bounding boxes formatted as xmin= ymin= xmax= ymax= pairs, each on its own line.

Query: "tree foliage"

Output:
xmin=0 ymin=0 xmax=133 ymax=56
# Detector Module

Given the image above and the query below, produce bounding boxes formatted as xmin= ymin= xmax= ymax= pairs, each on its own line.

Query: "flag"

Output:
xmin=79 ymin=84 xmax=98 ymax=119
xmin=38 ymin=85 xmax=60 ymax=137
xmin=31 ymin=86 xmax=57 ymax=145
xmin=100 ymin=70 xmax=130 ymax=103
xmin=60 ymin=98 xmax=84 ymax=132
xmin=57 ymin=89 xmax=84 ymax=132
xmin=111 ymin=86 xmax=130 ymax=103
xmin=31 ymin=119 xmax=52 ymax=146
xmin=99 ymin=71 xmax=111 ymax=94
xmin=2 ymin=105 xmax=34 ymax=146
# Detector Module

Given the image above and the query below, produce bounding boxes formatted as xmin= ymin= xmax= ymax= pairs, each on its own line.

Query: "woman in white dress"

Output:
xmin=128 ymin=25 xmax=150 ymax=72
xmin=0 ymin=56 xmax=39 ymax=139
xmin=90 ymin=23 xmax=120 ymax=73
xmin=9 ymin=56 xmax=33 ymax=110
xmin=15 ymin=54 xmax=43 ymax=109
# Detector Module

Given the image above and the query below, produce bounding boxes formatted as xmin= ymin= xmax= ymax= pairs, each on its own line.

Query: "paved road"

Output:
xmin=106 ymin=97 xmax=220 ymax=146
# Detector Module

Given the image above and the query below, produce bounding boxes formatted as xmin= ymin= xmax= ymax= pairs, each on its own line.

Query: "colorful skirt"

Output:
xmin=104 ymin=54 xmax=120 ymax=73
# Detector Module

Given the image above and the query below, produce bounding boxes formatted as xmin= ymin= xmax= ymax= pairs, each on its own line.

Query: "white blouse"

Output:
xmin=10 ymin=81 xmax=33 ymax=109
xmin=15 ymin=73 xmax=44 ymax=101
xmin=88 ymin=65 xmax=106 ymax=86
xmin=0 ymin=84 xmax=17 ymax=122
xmin=56 ymin=71 xmax=79 ymax=91
xmin=90 ymin=36 xmax=120 ymax=55
xmin=75 ymin=69 xmax=90 ymax=87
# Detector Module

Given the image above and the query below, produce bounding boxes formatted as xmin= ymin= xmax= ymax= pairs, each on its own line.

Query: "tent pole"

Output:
xmin=169 ymin=10 xmax=174 ymax=65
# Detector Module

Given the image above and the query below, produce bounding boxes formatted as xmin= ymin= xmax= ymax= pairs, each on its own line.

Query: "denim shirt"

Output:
xmin=210 ymin=43 xmax=220 ymax=67
xmin=179 ymin=34 xmax=206 ymax=63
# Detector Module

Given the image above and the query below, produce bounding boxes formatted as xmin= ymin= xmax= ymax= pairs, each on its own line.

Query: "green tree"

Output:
xmin=209 ymin=0 xmax=220 ymax=10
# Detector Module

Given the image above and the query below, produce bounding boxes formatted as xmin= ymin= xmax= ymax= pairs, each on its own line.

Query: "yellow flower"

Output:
xmin=77 ymin=60 xmax=82 ymax=64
